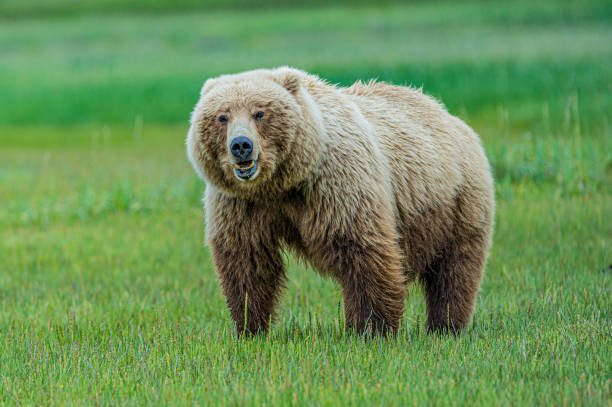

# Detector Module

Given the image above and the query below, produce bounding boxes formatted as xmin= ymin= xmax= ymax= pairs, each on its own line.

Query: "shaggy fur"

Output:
xmin=186 ymin=67 xmax=494 ymax=335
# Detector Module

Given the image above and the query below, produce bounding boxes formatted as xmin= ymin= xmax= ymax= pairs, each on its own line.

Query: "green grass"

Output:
xmin=1 ymin=1 xmax=611 ymax=405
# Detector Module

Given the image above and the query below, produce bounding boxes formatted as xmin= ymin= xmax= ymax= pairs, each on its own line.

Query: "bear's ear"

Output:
xmin=200 ymin=78 xmax=217 ymax=95
xmin=282 ymin=73 xmax=300 ymax=94
xmin=275 ymin=68 xmax=300 ymax=95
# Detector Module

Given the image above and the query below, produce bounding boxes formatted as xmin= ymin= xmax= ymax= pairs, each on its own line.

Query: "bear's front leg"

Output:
xmin=206 ymin=190 xmax=286 ymax=336
xmin=305 ymin=179 xmax=407 ymax=335
xmin=210 ymin=239 xmax=286 ymax=335
xmin=310 ymin=201 xmax=407 ymax=335
xmin=335 ymin=238 xmax=407 ymax=336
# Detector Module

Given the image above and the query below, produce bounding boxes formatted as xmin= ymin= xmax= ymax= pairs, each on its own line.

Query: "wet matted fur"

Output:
xmin=186 ymin=67 xmax=494 ymax=336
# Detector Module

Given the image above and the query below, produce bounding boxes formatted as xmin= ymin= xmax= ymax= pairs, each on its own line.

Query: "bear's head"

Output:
xmin=187 ymin=67 xmax=324 ymax=199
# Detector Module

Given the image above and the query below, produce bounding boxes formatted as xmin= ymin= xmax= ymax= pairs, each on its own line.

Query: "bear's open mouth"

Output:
xmin=233 ymin=160 xmax=258 ymax=180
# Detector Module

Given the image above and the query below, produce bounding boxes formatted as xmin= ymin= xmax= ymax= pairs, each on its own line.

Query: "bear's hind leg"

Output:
xmin=421 ymin=195 xmax=491 ymax=334
xmin=422 ymin=232 xmax=488 ymax=333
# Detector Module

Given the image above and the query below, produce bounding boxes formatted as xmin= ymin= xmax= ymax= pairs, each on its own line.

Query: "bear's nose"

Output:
xmin=230 ymin=136 xmax=254 ymax=161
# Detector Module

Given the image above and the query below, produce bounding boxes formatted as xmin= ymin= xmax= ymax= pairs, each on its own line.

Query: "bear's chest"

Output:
xmin=278 ymin=194 xmax=307 ymax=230
xmin=276 ymin=193 xmax=317 ymax=248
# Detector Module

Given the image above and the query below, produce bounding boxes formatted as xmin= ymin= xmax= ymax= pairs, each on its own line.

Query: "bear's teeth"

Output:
xmin=234 ymin=161 xmax=254 ymax=170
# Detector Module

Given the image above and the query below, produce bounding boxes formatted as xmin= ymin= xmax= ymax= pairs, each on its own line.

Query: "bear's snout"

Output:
xmin=227 ymin=119 xmax=261 ymax=181
xmin=230 ymin=136 xmax=254 ymax=161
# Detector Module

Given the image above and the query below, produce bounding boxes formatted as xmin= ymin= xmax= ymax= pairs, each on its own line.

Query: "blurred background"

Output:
xmin=0 ymin=1 xmax=610 ymax=404
xmin=1 ymin=0 xmax=609 ymax=225
xmin=1 ymin=0 xmax=609 ymax=131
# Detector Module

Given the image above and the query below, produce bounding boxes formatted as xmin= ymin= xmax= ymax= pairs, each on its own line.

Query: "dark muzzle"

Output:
xmin=230 ymin=136 xmax=253 ymax=161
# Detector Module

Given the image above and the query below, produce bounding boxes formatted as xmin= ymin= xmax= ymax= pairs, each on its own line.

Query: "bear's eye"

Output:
xmin=253 ymin=111 xmax=264 ymax=120
xmin=218 ymin=114 xmax=228 ymax=123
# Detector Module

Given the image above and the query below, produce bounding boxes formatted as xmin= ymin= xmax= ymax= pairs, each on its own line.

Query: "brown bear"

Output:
xmin=186 ymin=67 xmax=494 ymax=336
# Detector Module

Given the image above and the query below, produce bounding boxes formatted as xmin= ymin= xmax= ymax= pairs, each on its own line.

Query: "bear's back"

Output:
xmin=339 ymin=79 xmax=489 ymax=225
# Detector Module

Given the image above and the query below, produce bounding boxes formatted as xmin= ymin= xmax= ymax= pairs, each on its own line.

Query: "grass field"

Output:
xmin=1 ymin=0 xmax=611 ymax=405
